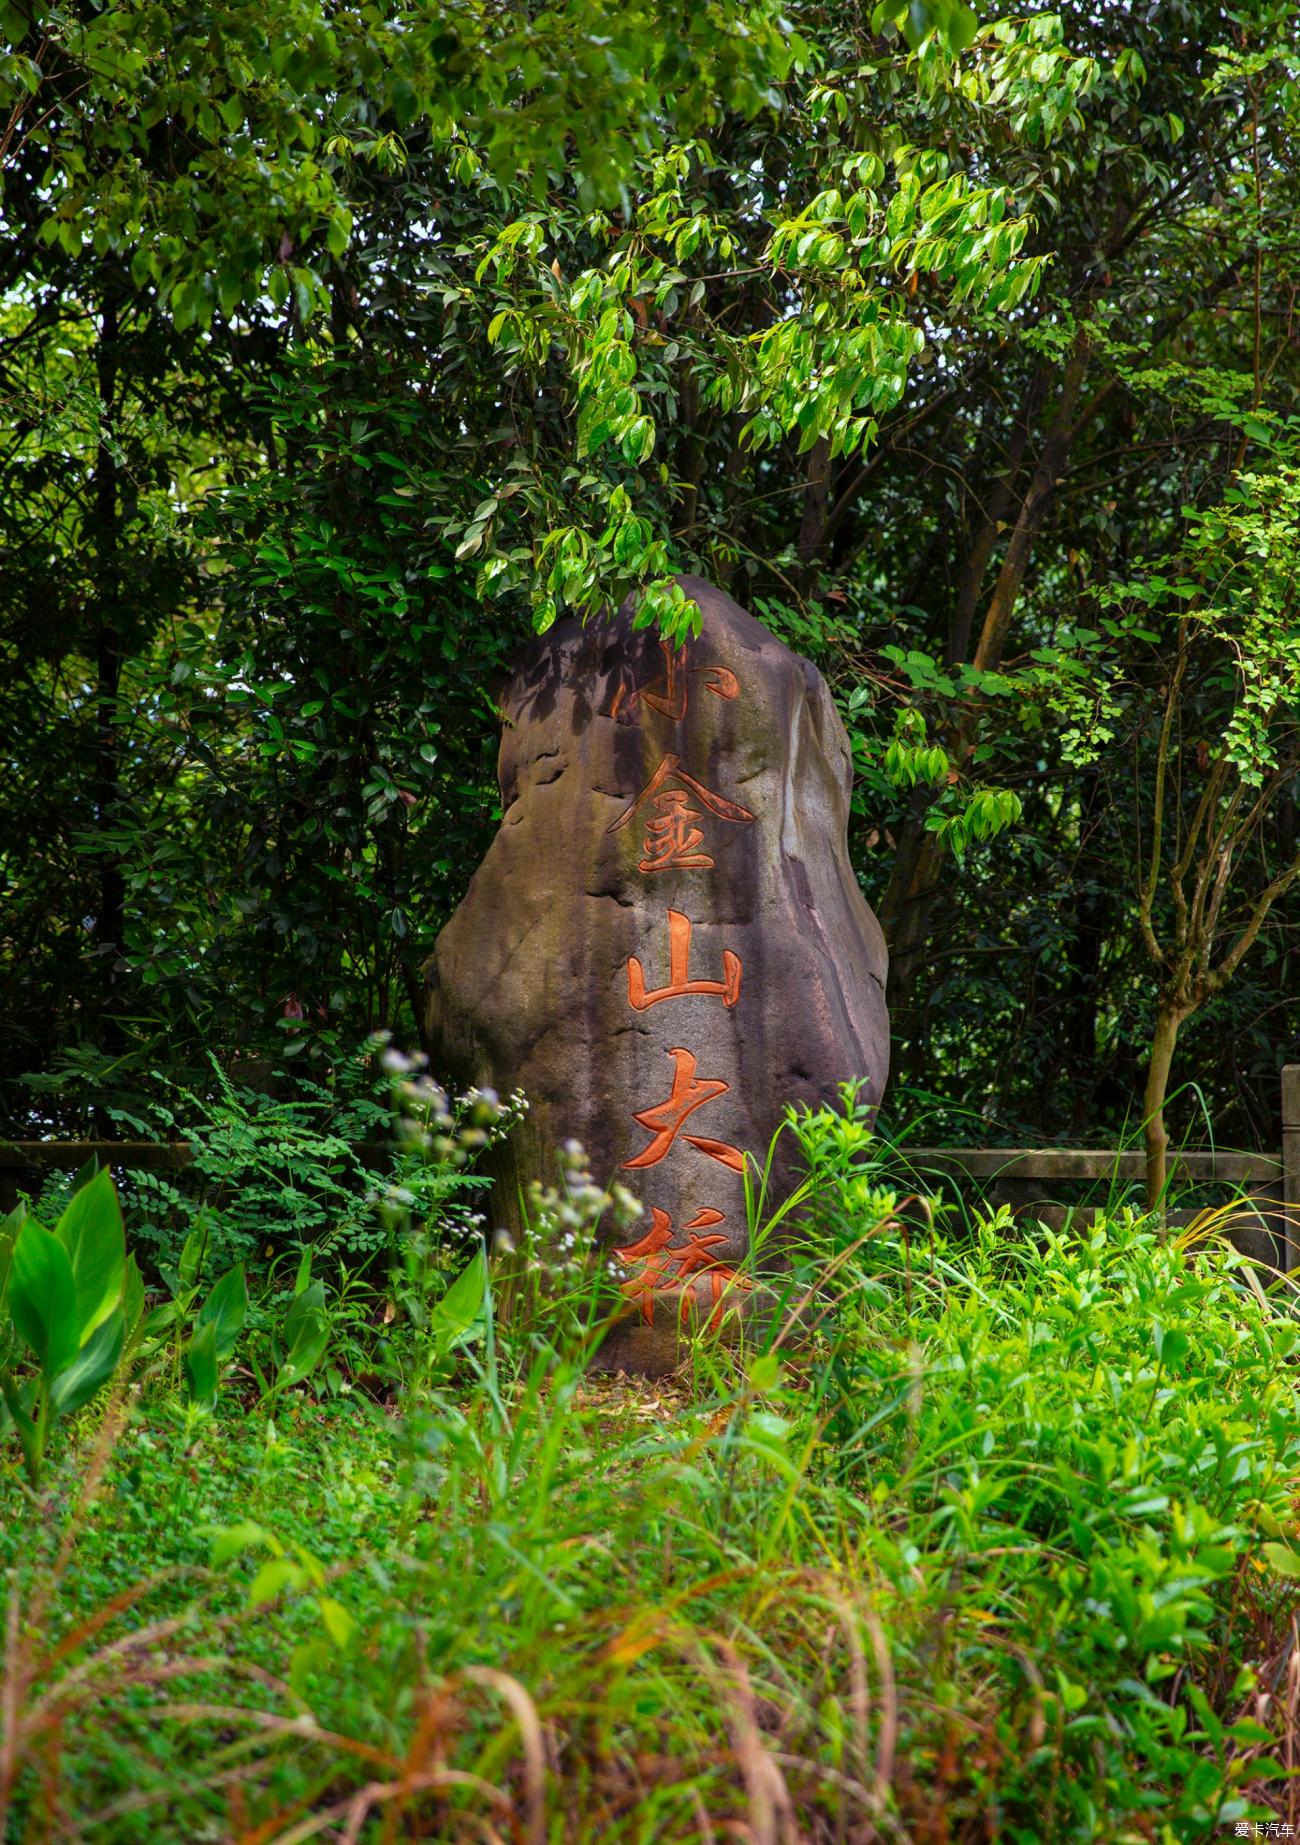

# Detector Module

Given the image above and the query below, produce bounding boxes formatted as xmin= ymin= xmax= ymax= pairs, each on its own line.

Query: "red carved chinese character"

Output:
xmin=627 ymin=910 xmax=742 ymax=1011
xmin=616 ymin=1205 xmax=680 ymax=1271
xmin=608 ymin=755 xmax=754 ymax=876
xmin=615 ymin=1206 xmax=751 ymax=1330
xmin=623 ymin=1046 xmax=744 ymax=1174
xmin=609 ymin=639 xmax=740 ymax=724
xmin=637 ymin=789 xmax=712 ymax=874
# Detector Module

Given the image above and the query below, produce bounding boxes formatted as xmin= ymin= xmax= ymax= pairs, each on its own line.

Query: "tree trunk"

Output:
xmin=944 ymin=367 xmax=1046 ymax=667
xmin=714 ymin=418 xmax=746 ymax=590
xmin=795 ymin=434 xmax=831 ymax=596
xmin=1143 ymin=999 xmax=1187 ymax=1214
xmin=879 ymin=330 xmax=1093 ymax=1026
xmin=879 ymin=817 xmax=946 ymax=1049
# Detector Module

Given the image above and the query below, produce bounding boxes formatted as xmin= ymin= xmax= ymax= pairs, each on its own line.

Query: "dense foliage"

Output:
xmin=1 ymin=0 xmax=1297 ymax=1152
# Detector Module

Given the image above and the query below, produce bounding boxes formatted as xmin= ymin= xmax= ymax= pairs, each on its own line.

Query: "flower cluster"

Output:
xmin=509 ymin=1139 xmax=643 ymax=1297
xmin=372 ymin=1034 xmax=528 ymax=1170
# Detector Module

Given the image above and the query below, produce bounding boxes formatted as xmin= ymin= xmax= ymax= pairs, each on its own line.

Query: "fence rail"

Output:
xmin=2 ymin=1066 xmax=1296 ymax=1265
xmin=906 ymin=1148 xmax=1281 ymax=1183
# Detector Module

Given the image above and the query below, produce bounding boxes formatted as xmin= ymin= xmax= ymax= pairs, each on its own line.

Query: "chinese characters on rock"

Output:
xmin=608 ymin=754 xmax=754 ymax=875
xmin=606 ymin=640 xmax=754 ymax=1332
xmin=609 ymin=636 xmax=740 ymax=724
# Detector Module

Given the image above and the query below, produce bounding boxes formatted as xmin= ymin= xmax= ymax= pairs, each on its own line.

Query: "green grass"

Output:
xmin=4 ymin=1200 xmax=1300 ymax=1842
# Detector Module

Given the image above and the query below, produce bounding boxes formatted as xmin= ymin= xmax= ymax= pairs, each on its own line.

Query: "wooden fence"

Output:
xmin=893 ymin=1065 xmax=1298 ymax=1269
xmin=2 ymin=1066 xmax=1297 ymax=1269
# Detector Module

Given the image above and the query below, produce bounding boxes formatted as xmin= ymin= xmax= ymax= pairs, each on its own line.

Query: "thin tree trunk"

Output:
xmin=714 ymin=418 xmax=746 ymax=590
xmin=1143 ymin=999 xmax=1187 ymax=1213
xmin=795 ymin=434 xmax=831 ymax=596
xmin=945 ymin=367 xmax=1046 ymax=667
xmin=1062 ymin=891 xmax=1107 ymax=1134
xmin=881 ymin=329 xmax=1094 ymax=1026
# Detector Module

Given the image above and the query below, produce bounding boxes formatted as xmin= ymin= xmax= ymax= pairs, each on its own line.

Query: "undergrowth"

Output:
xmin=3 ymin=1096 xmax=1300 ymax=1842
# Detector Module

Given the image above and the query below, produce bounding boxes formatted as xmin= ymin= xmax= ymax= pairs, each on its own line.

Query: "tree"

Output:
xmin=0 ymin=0 xmax=801 ymax=1123
xmin=1057 ymin=461 xmax=1300 ymax=1202
xmin=773 ymin=0 xmax=1300 ymax=1146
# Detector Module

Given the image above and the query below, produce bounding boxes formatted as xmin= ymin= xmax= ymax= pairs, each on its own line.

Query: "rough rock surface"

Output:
xmin=425 ymin=575 xmax=889 ymax=1371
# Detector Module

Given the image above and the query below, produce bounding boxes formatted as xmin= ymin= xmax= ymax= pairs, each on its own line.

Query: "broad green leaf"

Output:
xmin=177 ymin=1224 xmax=207 ymax=1293
xmin=431 ymin=1250 xmax=488 ymax=1356
xmin=282 ymin=1279 xmax=325 ymax=1348
xmin=184 ymin=1320 xmax=219 ymax=1412
xmin=122 ymin=1254 xmax=145 ymax=1341
xmin=277 ymin=1311 xmax=330 ymax=1390
xmin=205 ymin=1520 xmax=274 ymax=1568
xmin=289 ymin=1541 xmax=327 ymax=1590
xmin=51 ymin=1307 xmax=125 ymax=1414
xmin=318 ymin=1596 xmax=357 ymax=1649
xmin=0 ymin=1201 xmax=23 ymax=1309
xmin=1262 ymin=1542 xmax=1300 ymax=1579
xmin=9 ymin=1220 xmax=79 ymax=1380
xmin=248 ymin=1557 xmax=303 ymax=1607
xmin=69 ymin=1152 xmax=100 ymax=1196
xmin=197 ymin=1264 xmax=248 ymax=1361
xmin=1227 ymin=1718 xmax=1274 ymax=1746
xmin=137 ymin=1300 xmax=178 ymax=1345
xmin=54 ymin=1168 xmax=126 ymax=1343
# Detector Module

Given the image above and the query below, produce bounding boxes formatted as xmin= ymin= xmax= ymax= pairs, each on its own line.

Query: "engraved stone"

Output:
xmin=425 ymin=575 xmax=889 ymax=1371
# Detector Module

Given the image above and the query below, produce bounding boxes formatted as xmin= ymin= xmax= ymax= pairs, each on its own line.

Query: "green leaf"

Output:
xmin=70 ymin=1153 xmax=100 ymax=1195
xmin=1227 ymin=1718 xmax=1274 ymax=1746
xmin=318 ymin=1595 xmax=356 ymax=1649
xmin=54 ymin=1168 xmax=126 ymax=1343
xmin=122 ymin=1254 xmax=145 ymax=1342
xmin=0 ymin=1369 xmax=41 ymax=1482
xmin=8 ymin=1220 xmax=79 ymax=1380
xmin=218 ymin=269 xmax=243 ymax=319
xmin=278 ymin=1313 xmax=330 ymax=1390
xmin=1154 ymin=1324 xmax=1190 ymax=1369
xmin=137 ymin=1300 xmax=178 ymax=1345
xmin=1262 ymin=1542 xmax=1300 ymax=1579
xmin=248 ymin=1556 xmax=303 ymax=1607
xmin=431 ymin=1250 xmax=488 ymax=1356
xmin=177 ymin=1225 xmax=207 ymax=1293
xmin=282 ymin=1279 xmax=325 ymax=1345
xmin=270 ymin=1280 xmax=330 ymax=1394
xmin=0 ymin=1201 xmax=22 ymax=1309
xmin=197 ymin=1264 xmax=248 ymax=1362
xmin=51 ymin=1307 xmax=125 ymax=1414
xmin=205 ymin=1519 xmax=274 ymax=1568
xmin=184 ymin=1319 xmax=219 ymax=1412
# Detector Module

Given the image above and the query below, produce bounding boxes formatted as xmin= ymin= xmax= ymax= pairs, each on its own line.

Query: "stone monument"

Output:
xmin=425 ymin=575 xmax=888 ymax=1370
